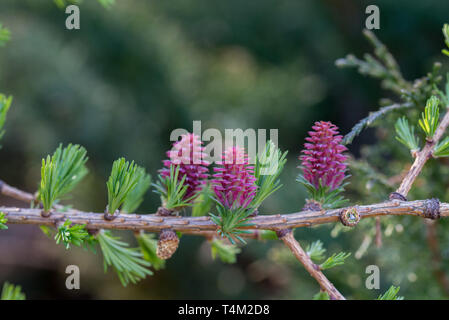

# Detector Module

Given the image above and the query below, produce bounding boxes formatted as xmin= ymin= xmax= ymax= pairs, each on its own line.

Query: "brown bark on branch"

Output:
xmin=0 ymin=199 xmax=446 ymax=233
xmin=0 ymin=181 xmax=35 ymax=204
xmin=395 ymin=110 xmax=449 ymax=197
xmin=278 ymin=229 xmax=345 ymax=300
xmin=392 ymin=110 xmax=449 ymax=293
xmin=1 ymin=106 xmax=449 ymax=299
xmin=0 ymin=187 xmax=446 ymax=300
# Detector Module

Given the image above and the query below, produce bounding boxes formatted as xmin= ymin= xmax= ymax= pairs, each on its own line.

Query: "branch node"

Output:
xmin=248 ymin=209 xmax=259 ymax=218
xmin=303 ymin=199 xmax=323 ymax=211
xmin=87 ymin=228 xmax=100 ymax=236
xmin=40 ymin=210 xmax=51 ymax=218
xmin=339 ymin=207 xmax=360 ymax=227
xmin=389 ymin=192 xmax=407 ymax=201
xmin=157 ymin=207 xmax=175 ymax=216
xmin=103 ymin=213 xmax=117 ymax=221
xmin=103 ymin=207 xmax=119 ymax=221
xmin=423 ymin=198 xmax=440 ymax=220
xmin=55 ymin=219 xmax=65 ymax=229
xmin=275 ymin=228 xmax=292 ymax=239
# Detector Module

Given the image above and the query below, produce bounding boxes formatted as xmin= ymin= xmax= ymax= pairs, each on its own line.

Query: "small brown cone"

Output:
xmin=157 ymin=229 xmax=179 ymax=260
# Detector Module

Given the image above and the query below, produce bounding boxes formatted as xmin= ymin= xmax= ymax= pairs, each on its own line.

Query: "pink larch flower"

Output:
xmin=160 ymin=133 xmax=209 ymax=200
xmin=212 ymin=146 xmax=257 ymax=209
xmin=300 ymin=121 xmax=348 ymax=190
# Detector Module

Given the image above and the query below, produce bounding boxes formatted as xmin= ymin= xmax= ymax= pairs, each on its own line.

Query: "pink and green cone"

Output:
xmin=300 ymin=121 xmax=348 ymax=191
xmin=212 ymin=146 xmax=257 ymax=209
xmin=160 ymin=133 xmax=209 ymax=201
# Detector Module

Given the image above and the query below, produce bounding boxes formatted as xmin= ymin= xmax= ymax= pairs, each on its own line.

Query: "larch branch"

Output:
xmin=278 ymin=229 xmax=345 ymax=300
xmin=0 ymin=199 xmax=446 ymax=233
xmin=395 ymin=109 xmax=449 ymax=197
xmin=392 ymin=109 xmax=449 ymax=293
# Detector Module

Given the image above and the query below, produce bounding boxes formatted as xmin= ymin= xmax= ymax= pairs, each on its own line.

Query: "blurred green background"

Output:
xmin=1 ymin=0 xmax=449 ymax=299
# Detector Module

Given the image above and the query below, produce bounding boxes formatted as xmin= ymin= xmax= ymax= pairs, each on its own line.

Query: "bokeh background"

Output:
xmin=1 ymin=0 xmax=449 ymax=299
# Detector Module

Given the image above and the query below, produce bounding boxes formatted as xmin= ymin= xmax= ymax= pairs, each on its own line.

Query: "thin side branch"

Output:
xmin=0 ymin=181 xmax=35 ymax=204
xmin=392 ymin=109 xmax=449 ymax=291
xmin=278 ymin=229 xmax=345 ymax=300
xmin=396 ymin=110 xmax=449 ymax=197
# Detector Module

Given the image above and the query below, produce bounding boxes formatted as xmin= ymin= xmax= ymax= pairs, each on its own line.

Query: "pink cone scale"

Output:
xmin=160 ymin=133 xmax=209 ymax=200
xmin=300 ymin=121 xmax=348 ymax=190
xmin=212 ymin=146 xmax=257 ymax=209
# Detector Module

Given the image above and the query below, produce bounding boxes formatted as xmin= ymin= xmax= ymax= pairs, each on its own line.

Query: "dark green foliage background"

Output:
xmin=0 ymin=0 xmax=449 ymax=299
